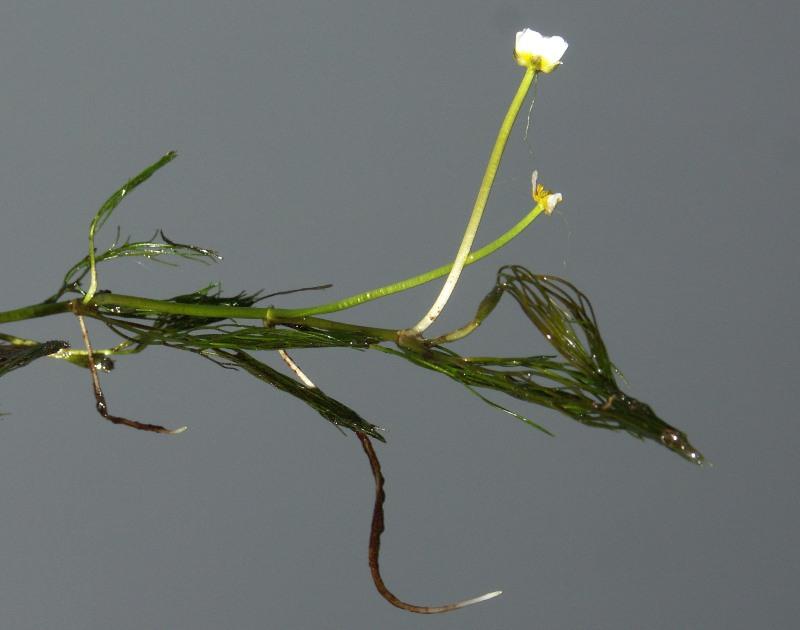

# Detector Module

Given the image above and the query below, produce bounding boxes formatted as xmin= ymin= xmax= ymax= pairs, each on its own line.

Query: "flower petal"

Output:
xmin=514 ymin=28 xmax=568 ymax=73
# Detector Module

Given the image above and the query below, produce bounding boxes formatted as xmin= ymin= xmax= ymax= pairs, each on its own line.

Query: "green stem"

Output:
xmin=269 ymin=314 xmax=397 ymax=342
xmin=0 ymin=202 xmax=544 ymax=327
xmin=0 ymin=332 xmax=40 ymax=346
xmin=1 ymin=293 xmax=396 ymax=341
xmin=277 ymin=201 xmax=545 ymax=318
xmin=406 ymin=66 xmax=536 ymax=335
xmin=0 ymin=301 xmax=71 ymax=324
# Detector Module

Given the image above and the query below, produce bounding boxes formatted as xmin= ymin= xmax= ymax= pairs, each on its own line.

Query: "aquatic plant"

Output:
xmin=0 ymin=28 xmax=702 ymax=613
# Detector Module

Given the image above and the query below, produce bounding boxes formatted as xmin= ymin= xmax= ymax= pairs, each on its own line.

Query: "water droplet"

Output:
xmin=660 ymin=428 xmax=703 ymax=464
xmin=661 ymin=429 xmax=680 ymax=445
xmin=95 ymin=356 xmax=114 ymax=372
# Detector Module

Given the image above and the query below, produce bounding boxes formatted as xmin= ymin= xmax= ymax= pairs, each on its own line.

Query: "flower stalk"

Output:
xmin=402 ymin=65 xmax=537 ymax=336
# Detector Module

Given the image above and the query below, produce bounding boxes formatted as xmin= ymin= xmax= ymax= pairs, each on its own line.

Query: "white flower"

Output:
xmin=531 ymin=170 xmax=563 ymax=215
xmin=544 ymin=192 xmax=563 ymax=215
xmin=514 ymin=28 xmax=568 ymax=73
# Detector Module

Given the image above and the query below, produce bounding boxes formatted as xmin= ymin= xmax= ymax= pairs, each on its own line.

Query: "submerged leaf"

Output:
xmin=388 ymin=265 xmax=703 ymax=464
xmin=47 ymin=229 xmax=221 ymax=302
xmin=82 ymin=284 xmax=384 ymax=439
xmin=92 ymin=152 xmax=177 ymax=235
xmin=214 ymin=349 xmax=385 ymax=441
xmin=0 ymin=340 xmax=69 ymax=377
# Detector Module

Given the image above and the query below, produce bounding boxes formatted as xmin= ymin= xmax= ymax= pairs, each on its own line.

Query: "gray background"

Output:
xmin=1 ymin=1 xmax=797 ymax=628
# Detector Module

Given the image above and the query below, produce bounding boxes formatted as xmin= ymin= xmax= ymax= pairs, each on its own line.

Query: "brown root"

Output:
xmin=356 ymin=432 xmax=501 ymax=614
xmin=75 ymin=313 xmax=187 ymax=435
